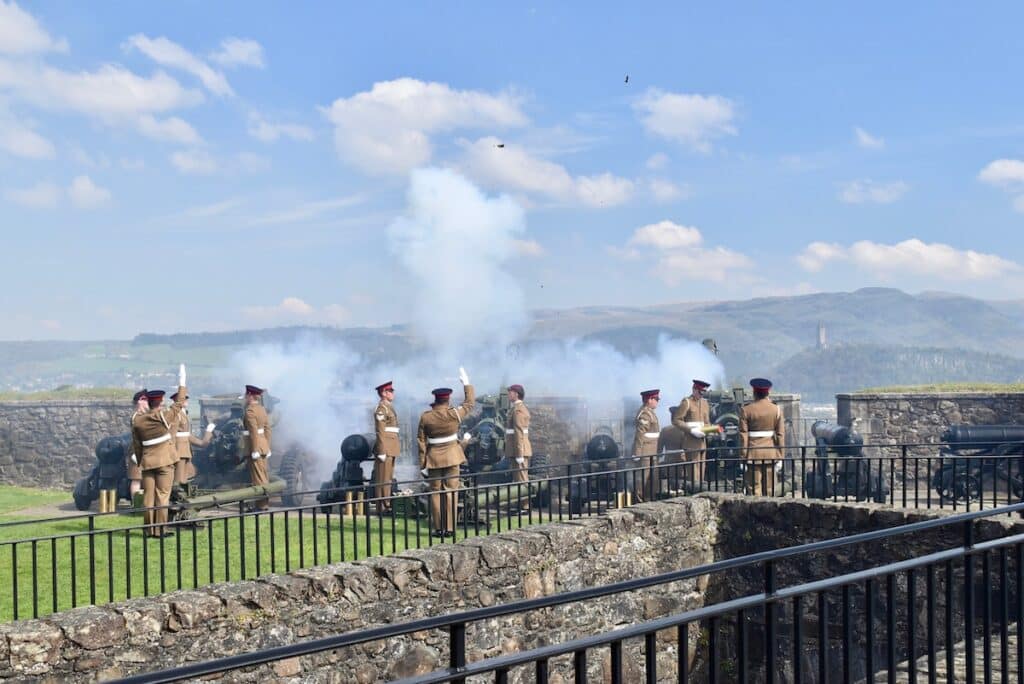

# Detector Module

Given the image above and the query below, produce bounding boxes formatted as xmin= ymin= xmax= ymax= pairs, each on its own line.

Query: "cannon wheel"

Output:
xmin=278 ymin=451 xmax=306 ymax=507
xmin=934 ymin=466 xmax=981 ymax=504
xmin=72 ymin=477 xmax=94 ymax=511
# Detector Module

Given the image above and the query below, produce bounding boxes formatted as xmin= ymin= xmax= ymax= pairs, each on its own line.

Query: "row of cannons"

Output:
xmin=75 ymin=396 xmax=1024 ymax=520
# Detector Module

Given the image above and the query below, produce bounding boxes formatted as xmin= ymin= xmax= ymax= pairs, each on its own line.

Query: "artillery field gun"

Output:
xmin=73 ymin=396 xmax=309 ymax=515
xmin=931 ymin=424 xmax=1024 ymax=504
xmin=803 ymin=421 xmax=888 ymax=503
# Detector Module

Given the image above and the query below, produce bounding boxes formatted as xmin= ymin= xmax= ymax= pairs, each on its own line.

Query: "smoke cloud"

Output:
xmin=221 ymin=168 xmax=725 ymax=481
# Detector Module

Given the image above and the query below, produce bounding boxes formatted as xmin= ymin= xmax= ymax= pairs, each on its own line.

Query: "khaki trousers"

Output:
xmin=632 ymin=456 xmax=658 ymax=502
xmin=372 ymin=455 xmax=396 ymax=506
xmin=248 ymin=455 xmax=270 ymax=510
xmin=744 ymin=461 xmax=775 ymax=496
xmin=428 ymin=465 xmax=461 ymax=533
xmin=684 ymin=448 xmax=707 ymax=484
xmin=511 ymin=455 xmax=530 ymax=510
xmin=142 ymin=464 xmax=175 ymax=537
xmin=174 ymin=456 xmax=196 ymax=485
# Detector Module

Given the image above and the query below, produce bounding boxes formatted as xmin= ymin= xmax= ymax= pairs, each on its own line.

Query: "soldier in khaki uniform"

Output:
xmin=170 ymin=391 xmax=215 ymax=486
xmin=505 ymin=384 xmax=532 ymax=505
xmin=123 ymin=389 xmax=147 ymax=506
xmin=371 ymin=381 xmax=400 ymax=512
xmin=131 ymin=365 xmax=188 ymax=538
xmin=417 ymin=368 xmax=474 ymax=537
xmin=739 ymin=378 xmax=785 ymax=496
xmin=658 ymin=405 xmax=684 ymax=493
xmin=631 ymin=389 xmax=661 ymax=502
xmin=243 ymin=384 xmax=273 ymax=510
xmin=673 ymin=379 xmax=712 ymax=485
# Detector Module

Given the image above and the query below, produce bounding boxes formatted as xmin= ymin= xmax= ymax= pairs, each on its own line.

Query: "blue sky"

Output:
xmin=2 ymin=1 xmax=1023 ymax=340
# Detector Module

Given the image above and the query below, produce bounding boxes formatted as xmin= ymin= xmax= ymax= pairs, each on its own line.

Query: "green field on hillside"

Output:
xmin=855 ymin=382 xmax=1024 ymax=393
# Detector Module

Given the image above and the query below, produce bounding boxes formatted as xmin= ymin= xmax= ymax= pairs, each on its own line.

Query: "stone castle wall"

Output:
xmin=836 ymin=392 xmax=1024 ymax=456
xmin=0 ymin=401 xmax=128 ymax=489
xmin=3 ymin=495 xmax=1020 ymax=682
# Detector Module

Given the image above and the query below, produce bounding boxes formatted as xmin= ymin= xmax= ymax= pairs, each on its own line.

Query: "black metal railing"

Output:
xmin=115 ymin=500 xmax=1024 ymax=683
xmin=1 ymin=441 xmax=1022 ymax=623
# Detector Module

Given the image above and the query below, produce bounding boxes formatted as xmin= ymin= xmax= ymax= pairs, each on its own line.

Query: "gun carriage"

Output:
xmin=931 ymin=425 xmax=1024 ymax=504
xmin=803 ymin=421 xmax=888 ymax=502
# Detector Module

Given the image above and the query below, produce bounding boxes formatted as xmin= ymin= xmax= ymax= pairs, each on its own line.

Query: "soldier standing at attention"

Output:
xmin=417 ymin=368 xmax=475 ymax=538
xmin=243 ymin=384 xmax=273 ymax=511
xmin=170 ymin=391 xmax=215 ymax=487
xmin=673 ymin=379 xmax=712 ymax=485
xmin=631 ymin=389 xmax=661 ymax=502
xmin=125 ymin=389 xmax=147 ymax=505
xmin=371 ymin=381 xmax=400 ymax=513
xmin=658 ymin=405 xmax=684 ymax=493
xmin=131 ymin=366 xmax=188 ymax=538
xmin=739 ymin=378 xmax=785 ymax=496
xmin=505 ymin=384 xmax=532 ymax=504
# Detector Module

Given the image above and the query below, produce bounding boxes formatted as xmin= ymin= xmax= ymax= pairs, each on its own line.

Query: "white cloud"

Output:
xmin=616 ymin=220 xmax=751 ymax=284
xmin=0 ymin=58 xmax=203 ymax=119
xmin=322 ymin=78 xmax=527 ymax=175
xmin=209 ymin=38 xmax=265 ymax=69
xmin=854 ymin=126 xmax=885 ymax=149
xmin=125 ymin=34 xmax=232 ymax=96
xmin=250 ymin=195 xmax=364 ymax=226
xmin=978 ymin=159 xmax=1024 ymax=188
xmin=460 ymin=136 xmax=634 ymax=208
xmin=838 ymin=179 xmax=908 ymax=204
xmin=170 ymin=149 xmax=217 ymax=175
xmin=796 ymin=239 xmax=1020 ymax=280
xmin=69 ymin=146 xmax=110 ymax=168
xmin=633 ymin=89 xmax=737 ymax=153
xmin=645 ymin=152 xmax=669 ymax=170
xmin=136 ymin=114 xmax=201 ymax=144
xmin=68 ymin=175 xmax=110 ymax=208
xmin=248 ymin=114 xmax=314 ymax=143
xmin=647 ymin=178 xmax=690 ymax=203
xmin=242 ymin=297 xmax=348 ymax=325
xmin=512 ymin=238 xmax=545 ymax=257
xmin=237 ymin=152 xmax=270 ymax=173
xmin=0 ymin=119 xmax=55 ymax=159
xmin=0 ymin=1 xmax=67 ymax=55
xmin=4 ymin=181 xmax=60 ymax=208
xmin=183 ymin=197 xmax=244 ymax=218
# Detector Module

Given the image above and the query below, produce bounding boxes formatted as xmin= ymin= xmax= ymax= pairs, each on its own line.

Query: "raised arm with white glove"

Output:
xmin=458 ymin=366 xmax=470 ymax=386
xmin=178 ymin=363 xmax=186 ymax=387
xmin=205 ymin=423 xmax=216 ymax=434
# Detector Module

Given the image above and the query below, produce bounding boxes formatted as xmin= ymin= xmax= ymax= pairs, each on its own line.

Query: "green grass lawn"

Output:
xmin=0 ymin=387 xmax=130 ymax=401
xmin=0 ymin=485 xmax=68 ymax=515
xmin=0 ymin=488 xmax=554 ymax=623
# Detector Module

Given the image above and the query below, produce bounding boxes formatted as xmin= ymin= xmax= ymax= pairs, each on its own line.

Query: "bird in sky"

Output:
xmin=495 ymin=143 xmax=505 ymax=148
xmin=624 ymin=75 xmax=629 ymax=84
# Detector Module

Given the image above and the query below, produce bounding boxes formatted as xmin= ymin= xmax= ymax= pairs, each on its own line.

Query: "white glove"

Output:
xmin=515 ymin=457 xmax=525 ymax=465
xmin=775 ymin=461 xmax=784 ymax=474
xmin=206 ymin=423 xmax=216 ymax=433
xmin=266 ymin=451 xmax=271 ymax=459
xmin=739 ymin=462 xmax=746 ymax=472
xmin=178 ymin=363 xmax=186 ymax=386
xmin=421 ymin=468 xmax=429 ymax=477
xmin=377 ymin=454 xmax=386 ymax=462
xmin=458 ymin=367 xmax=469 ymax=386
xmin=632 ymin=454 xmax=641 ymax=461
xmin=251 ymin=452 xmax=260 ymax=460
xmin=690 ymin=427 xmax=705 ymax=439
xmin=130 ymin=453 xmax=137 ymax=464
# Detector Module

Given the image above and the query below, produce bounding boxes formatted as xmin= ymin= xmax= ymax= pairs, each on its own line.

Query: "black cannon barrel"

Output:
xmin=340 ymin=433 xmax=373 ymax=463
xmin=811 ymin=421 xmax=864 ymax=457
xmin=941 ymin=424 xmax=1024 ymax=446
xmin=584 ymin=434 xmax=620 ymax=462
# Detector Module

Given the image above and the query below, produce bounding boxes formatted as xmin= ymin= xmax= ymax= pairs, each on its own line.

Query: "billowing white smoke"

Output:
xmin=388 ymin=167 xmax=528 ymax=362
xmin=222 ymin=168 xmax=725 ymax=479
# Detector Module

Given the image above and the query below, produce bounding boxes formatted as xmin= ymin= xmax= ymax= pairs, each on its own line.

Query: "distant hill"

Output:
xmin=3 ymin=288 xmax=1024 ymax=400
xmin=772 ymin=344 xmax=1024 ymax=402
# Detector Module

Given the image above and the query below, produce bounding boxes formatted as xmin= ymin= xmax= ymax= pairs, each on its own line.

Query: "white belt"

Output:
xmin=242 ymin=428 xmax=265 ymax=436
xmin=142 ymin=433 xmax=172 ymax=447
xmin=385 ymin=427 xmax=400 ymax=433
xmin=505 ymin=428 xmax=530 ymax=435
xmin=427 ymin=434 xmax=458 ymax=445
xmin=749 ymin=430 xmax=775 ymax=438
xmin=643 ymin=432 xmax=660 ymax=439
xmin=175 ymin=432 xmax=191 ymax=438
xmin=684 ymin=422 xmax=703 ymax=428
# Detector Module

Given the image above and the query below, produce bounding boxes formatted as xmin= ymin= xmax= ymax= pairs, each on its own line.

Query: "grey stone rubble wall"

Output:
xmin=836 ymin=392 xmax=1024 ymax=458
xmin=0 ymin=401 xmax=128 ymax=489
xmin=0 ymin=497 xmax=719 ymax=682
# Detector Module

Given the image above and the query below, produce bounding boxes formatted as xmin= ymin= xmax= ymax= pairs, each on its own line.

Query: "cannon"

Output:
xmin=72 ymin=396 xmax=309 ymax=512
xmin=802 ymin=421 xmax=888 ymax=503
xmin=568 ymin=431 xmax=627 ymax=514
xmin=931 ymin=424 xmax=1024 ymax=503
xmin=316 ymin=433 xmax=377 ymax=513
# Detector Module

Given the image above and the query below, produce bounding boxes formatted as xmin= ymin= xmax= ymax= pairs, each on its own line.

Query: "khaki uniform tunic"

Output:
xmin=631 ymin=406 xmax=660 ymax=457
xmin=417 ymin=385 xmax=475 ymax=533
xmin=126 ymin=409 xmax=143 ymax=481
xmin=672 ymin=396 xmax=711 ymax=454
xmin=173 ymin=412 xmax=212 ymax=484
xmin=131 ymin=386 xmax=187 ymax=536
xmin=243 ymin=402 xmax=273 ymax=509
xmin=505 ymin=399 xmax=532 ymax=485
xmin=372 ymin=399 xmax=400 ymax=505
xmin=739 ymin=397 xmax=785 ymax=496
